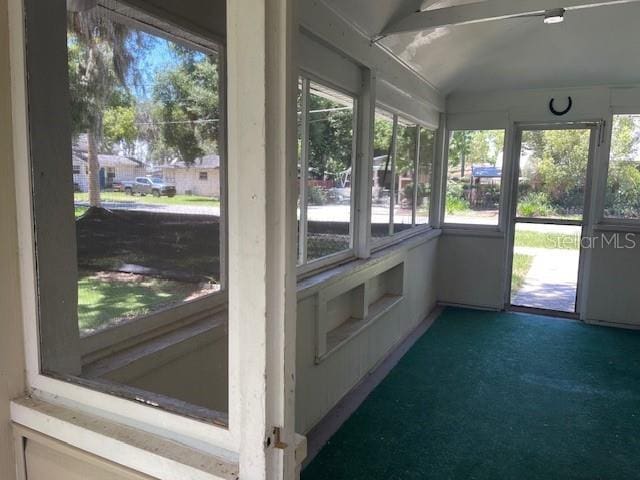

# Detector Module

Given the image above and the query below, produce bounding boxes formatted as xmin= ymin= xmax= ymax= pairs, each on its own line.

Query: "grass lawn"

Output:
xmin=515 ymin=230 xmax=580 ymax=250
xmin=77 ymin=271 xmax=215 ymax=333
xmin=511 ymin=253 xmax=534 ymax=293
xmin=75 ymin=206 xmax=88 ymax=218
xmin=74 ymin=192 xmax=220 ymax=208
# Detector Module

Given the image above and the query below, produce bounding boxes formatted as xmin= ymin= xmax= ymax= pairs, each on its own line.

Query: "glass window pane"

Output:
xmin=517 ymin=129 xmax=590 ymax=221
xmin=371 ymin=110 xmax=394 ymax=239
xmin=605 ymin=114 xmax=640 ymax=219
xmin=305 ymin=82 xmax=354 ymax=261
xmin=444 ymin=130 xmax=504 ymax=225
xmin=416 ymin=128 xmax=435 ymax=225
xmin=394 ymin=121 xmax=418 ymax=233
xmin=60 ymin=5 xmax=227 ymax=412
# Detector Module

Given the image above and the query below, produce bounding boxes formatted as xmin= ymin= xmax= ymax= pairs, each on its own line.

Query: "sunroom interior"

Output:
xmin=2 ymin=0 xmax=640 ymax=479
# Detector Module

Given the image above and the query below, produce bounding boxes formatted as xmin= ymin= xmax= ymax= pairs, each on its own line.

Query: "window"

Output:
xmin=604 ymin=114 xmax=640 ymax=220
xmin=30 ymin=1 xmax=226 ymax=416
xmin=416 ymin=128 xmax=435 ymax=225
xmin=297 ymin=78 xmax=355 ymax=266
xmin=444 ymin=129 xmax=505 ymax=226
xmin=199 ymin=171 xmax=208 ymax=180
xmin=73 ymin=165 xmax=81 ymax=175
xmin=371 ymin=109 xmax=435 ymax=241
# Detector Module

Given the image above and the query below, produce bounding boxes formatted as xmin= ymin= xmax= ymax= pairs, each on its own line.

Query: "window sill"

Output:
xmin=593 ymin=222 xmax=640 ymax=233
xmin=441 ymin=224 xmax=504 ymax=238
xmin=369 ymin=224 xmax=434 ymax=254
xmin=11 ymin=396 xmax=239 ymax=480
xmin=297 ymin=228 xmax=441 ymax=300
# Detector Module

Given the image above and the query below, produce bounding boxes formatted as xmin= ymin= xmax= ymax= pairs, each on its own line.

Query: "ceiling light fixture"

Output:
xmin=543 ymin=8 xmax=566 ymax=24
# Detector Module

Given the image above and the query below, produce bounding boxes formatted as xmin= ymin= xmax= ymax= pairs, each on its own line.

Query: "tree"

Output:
xmin=449 ymin=130 xmax=471 ymax=176
xmin=103 ymin=104 xmax=138 ymax=155
xmin=307 ymin=94 xmax=354 ymax=179
xmin=68 ymin=9 xmax=141 ymax=207
xmin=151 ymin=48 xmax=220 ymax=165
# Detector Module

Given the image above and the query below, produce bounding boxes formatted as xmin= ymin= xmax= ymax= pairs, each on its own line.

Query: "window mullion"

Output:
xmin=412 ymin=126 xmax=420 ymax=227
xmin=299 ymin=78 xmax=310 ymax=265
xmin=389 ymin=115 xmax=398 ymax=236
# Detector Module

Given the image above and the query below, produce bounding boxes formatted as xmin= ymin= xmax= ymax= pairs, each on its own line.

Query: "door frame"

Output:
xmin=504 ymin=121 xmax=601 ymax=318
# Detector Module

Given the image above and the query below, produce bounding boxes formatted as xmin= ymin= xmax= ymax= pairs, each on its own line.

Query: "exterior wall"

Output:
xmin=0 ymin=0 xmax=26 ymax=478
xmin=171 ymin=168 xmax=220 ymax=197
xmin=73 ymin=162 xmax=146 ymax=192
xmin=72 ymin=159 xmax=88 ymax=192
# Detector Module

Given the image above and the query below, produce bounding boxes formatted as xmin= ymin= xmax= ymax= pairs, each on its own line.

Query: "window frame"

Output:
xmin=369 ymin=108 xmax=437 ymax=252
xmin=296 ymin=74 xmax=359 ymax=275
xmin=14 ymin=0 xmax=234 ymax=449
xmin=440 ymin=127 xmax=508 ymax=231
xmin=597 ymin=110 xmax=640 ymax=230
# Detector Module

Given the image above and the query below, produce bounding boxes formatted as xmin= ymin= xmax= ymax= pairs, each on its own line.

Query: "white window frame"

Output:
xmin=11 ymin=0 xmax=236 ymax=452
xmin=595 ymin=110 xmax=640 ymax=232
xmin=296 ymin=74 xmax=358 ymax=275
xmin=369 ymin=109 xmax=436 ymax=252
xmin=440 ymin=127 xmax=508 ymax=232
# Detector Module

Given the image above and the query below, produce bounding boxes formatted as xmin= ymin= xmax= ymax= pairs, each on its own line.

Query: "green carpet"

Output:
xmin=302 ymin=308 xmax=640 ymax=480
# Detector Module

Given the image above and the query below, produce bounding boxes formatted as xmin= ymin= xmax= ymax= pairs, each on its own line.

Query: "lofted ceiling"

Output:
xmin=322 ymin=0 xmax=640 ymax=96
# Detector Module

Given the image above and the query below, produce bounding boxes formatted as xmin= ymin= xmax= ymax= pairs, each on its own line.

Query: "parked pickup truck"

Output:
xmin=123 ymin=177 xmax=176 ymax=197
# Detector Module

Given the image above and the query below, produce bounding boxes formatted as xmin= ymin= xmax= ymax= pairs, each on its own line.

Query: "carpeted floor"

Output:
xmin=302 ymin=308 xmax=640 ymax=480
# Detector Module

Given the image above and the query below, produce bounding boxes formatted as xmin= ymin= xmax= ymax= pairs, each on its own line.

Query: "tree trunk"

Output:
xmin=87 ymin=130 xmax=101 ymax=208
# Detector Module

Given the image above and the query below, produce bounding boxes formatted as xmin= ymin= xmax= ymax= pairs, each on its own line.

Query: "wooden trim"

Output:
xmin=11 ymin=399 xmax=238 ymax=480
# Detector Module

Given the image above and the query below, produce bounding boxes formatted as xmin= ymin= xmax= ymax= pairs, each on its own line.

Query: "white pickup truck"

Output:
xmin=122 ymin=177 xmax=176 ymax=198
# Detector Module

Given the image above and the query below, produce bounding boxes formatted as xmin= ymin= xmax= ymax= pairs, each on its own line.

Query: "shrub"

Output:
xmin=306 ymin=185 xmax=327 ymax=205
xmin=517 ymin=192 xmax=555 ymax=217
xmin=403 ymin=182 xmax=429 ymax=206
xmin=446 ymin=195 xmax=469 ymax=214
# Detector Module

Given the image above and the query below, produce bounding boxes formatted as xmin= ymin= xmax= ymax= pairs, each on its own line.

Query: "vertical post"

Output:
xmin=430 ymin=113 xmax=447 ymax=229
xmin=226 ymin=0 xmax=298 ymax=478
xmin=1 ymin=0 xmax=27 ymax=478
xmin=354 ymin=68 xmax=375 ymax=258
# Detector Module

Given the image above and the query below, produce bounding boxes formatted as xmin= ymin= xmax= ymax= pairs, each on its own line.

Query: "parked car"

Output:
xmin=110 ymin=181 xmax=125 ymax=192
xmin=123 ymin=177 xmax=176 ymax=197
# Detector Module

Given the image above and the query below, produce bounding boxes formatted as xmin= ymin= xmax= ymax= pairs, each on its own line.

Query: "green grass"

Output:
xmin=74 ymin=192 xmax=220 ymax=207
xmin=514 ymin=230 xmax=580 ymax=250
xmin=77 ymin=272 xmax=208 ymax=333
xmin=75 ymin=206 xmax=88 ymax=218
xmin=511 ymin=253 xmax=533 ymax=293
xmin=445 ymin=195 xmax=471 ymax=215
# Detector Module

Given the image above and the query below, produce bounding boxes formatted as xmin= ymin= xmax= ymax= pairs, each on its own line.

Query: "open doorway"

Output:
xmin=508 ymin=125 xmax=596 ymax=314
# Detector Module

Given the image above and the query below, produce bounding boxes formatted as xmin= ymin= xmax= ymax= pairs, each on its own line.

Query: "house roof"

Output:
xmin=72 ymin=134 xmax=147 ymax=168
xmin=168 ymin=154 xmax=221 ymax=169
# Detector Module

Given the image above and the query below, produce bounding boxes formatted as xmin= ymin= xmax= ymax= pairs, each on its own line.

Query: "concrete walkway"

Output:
xmin=512 ymin=247 xmax=580 ymax=312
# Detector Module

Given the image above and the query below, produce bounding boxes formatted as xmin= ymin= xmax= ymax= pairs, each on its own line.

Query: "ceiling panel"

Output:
xmin=321 ymin=0 xmax=640 ymax=95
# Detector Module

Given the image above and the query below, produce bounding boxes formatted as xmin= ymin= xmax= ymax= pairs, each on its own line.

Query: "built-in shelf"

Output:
xmin=315 ymin=259 xmax=406 ymax=363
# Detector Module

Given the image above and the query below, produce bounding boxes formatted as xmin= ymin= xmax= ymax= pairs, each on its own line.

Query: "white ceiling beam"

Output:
xmin=381 ymin=0 xmax=640 ymax=36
